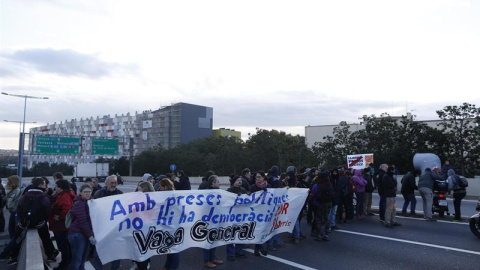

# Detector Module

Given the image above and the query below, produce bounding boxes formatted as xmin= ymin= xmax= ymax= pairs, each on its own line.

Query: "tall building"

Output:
xmin=27 ymin=102 xmax=213 ymax=166
xmin=212 ymin=128 xmax=241 ymax=140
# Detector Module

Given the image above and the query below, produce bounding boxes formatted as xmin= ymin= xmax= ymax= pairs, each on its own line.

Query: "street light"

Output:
xmin=4 ymin=120 xmax=37 ymax=133
xmin=2 ymin=92 xmax=49 ymax=181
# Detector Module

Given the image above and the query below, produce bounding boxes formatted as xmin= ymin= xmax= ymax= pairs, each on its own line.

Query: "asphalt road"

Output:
xmin=2 ymin=182 xmax=479 ymax=270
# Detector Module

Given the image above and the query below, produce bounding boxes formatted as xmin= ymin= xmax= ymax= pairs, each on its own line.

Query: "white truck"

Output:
xmin=74 ymin=163 xmax=109 ymax=182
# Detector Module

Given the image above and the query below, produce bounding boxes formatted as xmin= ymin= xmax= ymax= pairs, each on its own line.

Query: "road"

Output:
xmin=2 ymin=182 xmax=478 ymax=269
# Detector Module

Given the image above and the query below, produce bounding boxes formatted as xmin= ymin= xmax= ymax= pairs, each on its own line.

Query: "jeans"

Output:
xmin=292 ymin=218 xmax=300 ymax=239
xmin=165 ymin=253 xmax=180 ymax=269
xmin=379 ymin=195 xmax=386 ymax=221
xmin=355 ymin=192 xmax=365 ymax=217
xmin=203 ymin=248 xmax=217 ymax=263
xmin=385 ymin=197 xmax=397 ymax=225
xmin=419 ymin=187 xmax=433 ymax=219
xmin=226 ymin=244 xmax=244 ymax=257
xmin=329 ymin=205 xmax=338 ymax=227
xmin=68 ymin=233 xmax=90 ymax=270
xmin=402 ymin=192 xmax=417 ymax=214
xmin=453 ymin=191 xmax=466 ymax=220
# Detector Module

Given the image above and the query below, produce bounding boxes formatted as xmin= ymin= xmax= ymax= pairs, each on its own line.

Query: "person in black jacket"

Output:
xmin=175 ymin=170 xmax=191 ymax=190
xmin=383 ymin=166 xmax=401 ymax=228
xmin=376 ymin=164 xmax=388 ymax=223
xmin=313 ymin=172 xmax=334 ymax=241
xmin=363 ymin=168 xmax=375 ymax=216
xmin=401 ymin=169 xmax=420 ymax=216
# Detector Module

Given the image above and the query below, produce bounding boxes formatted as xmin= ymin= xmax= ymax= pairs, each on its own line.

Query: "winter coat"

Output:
xmin=68 ymin=195 xmax=94 ymax=239
xmin=363 ymin=173 xmax=374 ymax=193
xmin=401 ymin=171 xmax=418 ymax=194
xmin=175 ymin=171 xmax=191 ymax=190
xmin=418 ymin=171 xmax=443 ymax=190
xmin=352 ymin=170 xmax=367 ymax=193
xmin=93 ymin=187 xmax=123 ymax=199
xmin=226 ymin=186 xmax=247 ymax=196
xmin=382 ymin=173 xmax=397 ymax=198
xmin=49 ymin=190 xmax=75 ymax=232
xmin=5 ymin=187 xmax=22 ymax=212
xmin=17 ymin=189 xmax=51 ymax=228
xmin=376 ymin=170 xmax=386 ymax=196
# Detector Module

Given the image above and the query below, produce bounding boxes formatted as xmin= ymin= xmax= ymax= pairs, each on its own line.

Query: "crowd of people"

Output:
xmin=0 ymin=160 xmax=473 ymax=269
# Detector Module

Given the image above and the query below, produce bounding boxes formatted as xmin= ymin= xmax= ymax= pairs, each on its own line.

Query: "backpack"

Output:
xmin=455 ymin=175 xmax=468 ymax=189
xmin=65 ymin=201 xmax=81 ymax=229
xmin=19 ymin=195 xmax=44 ymax=228
xmin=315 ymin=184 xmax=333 ymax=203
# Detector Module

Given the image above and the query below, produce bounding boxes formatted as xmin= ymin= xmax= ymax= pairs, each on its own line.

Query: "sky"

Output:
xmin=1 ymin=0 xmax=479 ymax=150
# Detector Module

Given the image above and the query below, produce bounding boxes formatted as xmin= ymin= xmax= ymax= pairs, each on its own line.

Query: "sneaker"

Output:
xmin=227 ymin=256 xmax=235 ymax=261
xmin=203 ymin=262 xmax=216 ymax=268
xmin=235 ymin=253 xmax=247 ymax=258
xmin=384 ymin=223 xmax=393 ymax=228
xmin=393 ymin=222 xmax=402 ymax=226
xmin=7 ymin=258 xmax=18 ymax=266
xmin=322 ymin=235 xmax=330 ymax=241
xmin=211 ymin=259 xmax=223 ymax=265
xmin=260 ymin=249 xmax=268 ymax=256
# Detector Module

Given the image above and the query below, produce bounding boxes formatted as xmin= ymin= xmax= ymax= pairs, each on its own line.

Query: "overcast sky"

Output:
xmin=1 ymin=0 xmax=479 ymax=150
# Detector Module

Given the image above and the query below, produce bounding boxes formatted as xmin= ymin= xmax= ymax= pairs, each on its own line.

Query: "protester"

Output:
xmin=225 ymin=176 xmax=248 ymax=261
xmin=250 ymin=171 xmax=270 ymax=255
xmin=68 ymin=184 xmax=96 ymax=270
xmin=312 ymin=172 xmax=334 ymax=241
xmin=352 ymin=169 xmax=367 ymax=219
xmin=91 ymin=177 xmax=102 ymax=195
xmin=329 ymin=169 xmax=341 ymax=230
xmin=363 ymin=168 xmax=375 ymax=216
xmin=202 ymin=175 xmax=224 ymax=267
xmin=0 ymin=179 xmax=5 ymax=233
xmin=199 ymin=171 xmax=215 ymax=190
xmin=50 ymin=179 xmax=75 ymax=269
xmin=4 ymin=175 xmax=22 ymax=239
xmin=447 ymin=169 xmax=467 ymax=222
xmin=401 ymin=169 xmax=420 ymax=216
xmin=175 ymin=170 xmax=191 ymax=190
xmin=132 ymin=181 xmax=155 ymax=270
xmin=157 ymin=179 xmax=180 ymax=270
xmin=92 ymin=175 xmax=123 ymax=270
xmin=0 ymin=177 xmax=58 ymax=266
xmin=376 ymin=164 xmax=388 ymax=224
xmin=418 ymin=168 xmax=443 ymax=221
xmin=383 ymin=166 xmax=401 ymax=228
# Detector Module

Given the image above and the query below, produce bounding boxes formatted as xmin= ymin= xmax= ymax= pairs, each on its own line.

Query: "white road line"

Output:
xmin=244 ymin=248 xmax=318 ymax=270
xmin=338 ymin=230 xmax=480 ymax=256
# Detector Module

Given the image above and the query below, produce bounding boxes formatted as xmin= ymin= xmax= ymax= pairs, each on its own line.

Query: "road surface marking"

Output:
xmin=244 ymin=248 xmax=317 ymax=270
xmin=338 ymin=230 xmax=480 ymax=256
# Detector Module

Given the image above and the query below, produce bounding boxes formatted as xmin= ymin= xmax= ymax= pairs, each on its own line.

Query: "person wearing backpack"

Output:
xmin=0 ymin=177 xmax=58 ymax=266
xmin=312 ymin=172 xmax=334 ymax=241
xmin=50 ymin=179 xmax=75 ymax=269
xmin=68 ymin=184 xmax=96 ymax=270
xmin=447 ymin=169 xmax=467 ymax=222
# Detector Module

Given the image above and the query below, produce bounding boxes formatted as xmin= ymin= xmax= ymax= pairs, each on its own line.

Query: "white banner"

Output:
xmin=347 ymin=153 xmax=374 ymax=169
xmin=89 ymin=188 xmax=308 ymax=263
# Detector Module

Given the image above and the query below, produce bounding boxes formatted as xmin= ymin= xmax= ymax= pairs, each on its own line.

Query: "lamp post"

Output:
xmin=4 ymin=120 xmax=37 ymax=175
xmin=2 ymin=92 xmax=48 ymax=181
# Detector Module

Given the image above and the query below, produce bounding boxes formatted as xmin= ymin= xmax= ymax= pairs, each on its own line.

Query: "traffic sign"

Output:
xmin=92 ymin=138 xmax=119 ymax=155
xmin=170 ymin=164 xmax=177 ymax=171
xmin=35 ymin=136 xmax=80 ymax=154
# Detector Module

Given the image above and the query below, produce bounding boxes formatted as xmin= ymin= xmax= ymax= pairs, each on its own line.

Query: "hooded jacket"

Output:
xmin=352 ymin=169 xmax=367 ymax=193
xmin=49 ymin=190 xmax=75 ymax=232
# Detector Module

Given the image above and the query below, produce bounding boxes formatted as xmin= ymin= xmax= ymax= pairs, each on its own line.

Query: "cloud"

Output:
xmin=5 ymin=48 xmax=138 ymax=79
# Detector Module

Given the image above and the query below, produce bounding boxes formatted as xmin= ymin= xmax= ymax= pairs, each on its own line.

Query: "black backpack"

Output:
xmin=19 ymin=195 xmax=44 ymax=228
xmin=455 ymin=175 xmax=469 ymax=189
xmin=315 ymin=184 xmax=333 ymax=203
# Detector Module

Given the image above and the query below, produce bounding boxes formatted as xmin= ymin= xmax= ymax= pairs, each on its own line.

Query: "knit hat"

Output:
xmin=286 ymin=166 xmax=295 ymax=173
xmin=448 ymin=169 xmax=455 ymax=176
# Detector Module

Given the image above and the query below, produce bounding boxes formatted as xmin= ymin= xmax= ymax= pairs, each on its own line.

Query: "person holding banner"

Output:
xmin=157 ymin=179 xmax=181 ymax=270
xmin=250 ymin=171 xmax=270 ymax=256
xmin=202 ymin=175 xmax=225 ymax=268
xmin=225 ymin=176 xmax=248 ymax=261
xmin=133 ymin=181 xmax=155 ymax=270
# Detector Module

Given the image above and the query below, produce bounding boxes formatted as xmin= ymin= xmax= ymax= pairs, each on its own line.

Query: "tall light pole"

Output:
xmin=3 ymin=120 xmax=37 ymax=175
xmin=2 ymin=92 xmax=49 ymax=181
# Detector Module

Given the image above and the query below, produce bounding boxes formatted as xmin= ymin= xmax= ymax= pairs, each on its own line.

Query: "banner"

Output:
xmin=89 ymin=188 xmax=308 ymax=263
xmin=347 ymin=153 xmax=374 ymax=169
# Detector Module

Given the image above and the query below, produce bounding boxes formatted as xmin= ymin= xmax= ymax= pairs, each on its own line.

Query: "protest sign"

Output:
xmin=347 ymin=153 xmax=374 ymax=169
xmin=89 ymin=188 xmax=308 ymax=263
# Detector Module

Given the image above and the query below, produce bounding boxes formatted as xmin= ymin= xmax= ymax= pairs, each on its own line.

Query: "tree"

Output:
xmin=436 ymin=103 xmax=480 ymax=176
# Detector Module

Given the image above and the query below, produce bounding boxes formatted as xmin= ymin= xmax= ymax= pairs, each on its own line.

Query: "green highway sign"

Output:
xmin=35 ymin=136 xmax=80 ymax=154
xmin=92 ymin=138 xmax=119 ymax=155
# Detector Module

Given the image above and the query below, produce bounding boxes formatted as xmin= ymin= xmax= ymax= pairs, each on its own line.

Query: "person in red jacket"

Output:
xmin=50 ymin=179 xmax=75 ymax=270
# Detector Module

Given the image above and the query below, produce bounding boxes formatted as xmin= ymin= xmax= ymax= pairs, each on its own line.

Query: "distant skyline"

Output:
xmin=1 ymin=0 xmax=479 ymax=149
